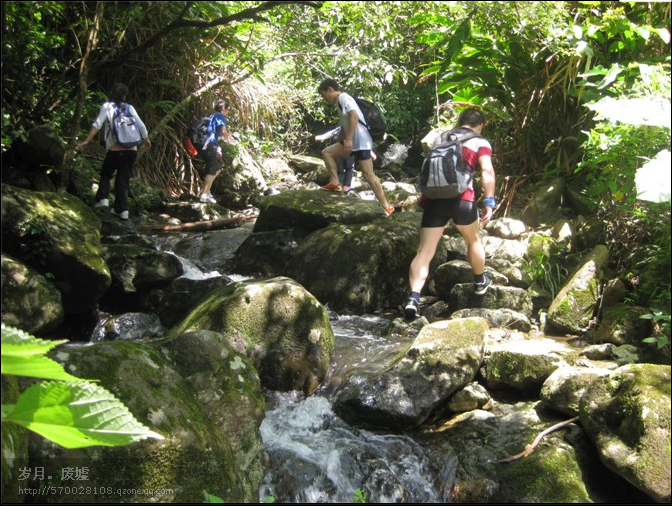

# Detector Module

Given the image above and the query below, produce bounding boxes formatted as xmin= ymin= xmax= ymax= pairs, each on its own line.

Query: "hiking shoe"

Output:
xmin=200 ymin=194 xmax=217 ymax=203
xmin=474 ymin=272 xmax=492 ymax=295
xmin=343 ymin=188 xmax=358 ymax=197
xmin=321 ymin=183 xmax=341 ymax=191
xmin=110 ymin=209 xmax=129 ymax=220
xmin=385 ymin=205 xmax=395 ymax=216
xmin=94 ymin=198 xmax=109 ymax=208
xmin=404 ymin=297 xmax=419 ymax=318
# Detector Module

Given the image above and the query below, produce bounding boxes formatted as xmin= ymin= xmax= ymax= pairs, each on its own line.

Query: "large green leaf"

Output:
xmin=1 ymin=324 xmax=80 ymax=380
xmin=1 ymin=323 xmax=66 ymax=356
xmin=3 ymin=381 xmax=164 ymax=448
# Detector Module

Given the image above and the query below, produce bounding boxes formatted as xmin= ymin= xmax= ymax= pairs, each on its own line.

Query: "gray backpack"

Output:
xmin=418 ymin=130 xmax=480 ymax=199
xmin=111 ymin=103 xmax=143 ymax=148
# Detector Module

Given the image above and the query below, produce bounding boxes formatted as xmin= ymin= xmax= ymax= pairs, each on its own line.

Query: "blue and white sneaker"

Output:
xmin=474 ymin=272 xmax=492 ymax=295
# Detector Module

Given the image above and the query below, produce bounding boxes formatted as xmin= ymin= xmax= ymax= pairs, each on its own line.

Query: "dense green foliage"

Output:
xmin=1 ymin=1 xmax=670 ymax=349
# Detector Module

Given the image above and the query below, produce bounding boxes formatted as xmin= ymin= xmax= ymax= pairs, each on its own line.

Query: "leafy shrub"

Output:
xmin=1 ymin=324 xmax=163 ymax=448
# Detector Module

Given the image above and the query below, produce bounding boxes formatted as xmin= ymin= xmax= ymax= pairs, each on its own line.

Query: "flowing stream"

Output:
xmin=258 ymin=315 xmax=456 ymax=503
xmin=112 ymin=233 xmax=456 ymax=502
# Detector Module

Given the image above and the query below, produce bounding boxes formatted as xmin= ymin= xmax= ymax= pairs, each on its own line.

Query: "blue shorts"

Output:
xmin=421 ymin=198 xmax=478 ymax=227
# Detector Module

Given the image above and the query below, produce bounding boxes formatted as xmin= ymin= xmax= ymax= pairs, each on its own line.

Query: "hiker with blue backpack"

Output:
xmin=77 ymin=83 xmax=151 ymax=220
xmin=404 ymin=108 xmax=496 ymax=318
xmin=317 ymin=79 xmax=394 ymax=215
xmin=198 ymin=99 xmax=233 ymax=204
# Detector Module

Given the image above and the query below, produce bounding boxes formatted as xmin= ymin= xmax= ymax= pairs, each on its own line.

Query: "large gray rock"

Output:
xmin=580 ymin=364 xmax=671 ymax=503
xmin=254 ymin=189 xmax=385 ymax=232
xmin=335 ymin=317 xmax=488 ymax=428
xmin=450 ymin=284 xmax=533 ymax=317
xmin=540 ymin=366 xmax=612 ymax=417
xmin=170 ymin=277 xmax=335 ymax=394
xmin=520 ymin=177 xmax=565 ymax=227
xmin=483 ymin=337 xmax=578 ymax=392
xmin=287 ymin=212 xmax=434 ymax=314
xmin=103 ymin=243 xmax=183 ymax=294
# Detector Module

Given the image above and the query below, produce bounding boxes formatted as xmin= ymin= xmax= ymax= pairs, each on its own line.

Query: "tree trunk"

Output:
xmin=135 ymin=215 xmax=255 ymax=233
xmin=57 ymin=1 xmax=105 ymax=192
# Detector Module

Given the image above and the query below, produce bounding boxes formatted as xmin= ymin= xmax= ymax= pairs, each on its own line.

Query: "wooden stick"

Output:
xmin=499 ymin=416 xmax=580 ymax=464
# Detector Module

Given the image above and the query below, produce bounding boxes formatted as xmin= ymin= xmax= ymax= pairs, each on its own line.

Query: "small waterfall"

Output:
xmin=259 ymin=316 xmax=456 ymax=503
xmin=259 ymin=393 xmax=455 ymax=503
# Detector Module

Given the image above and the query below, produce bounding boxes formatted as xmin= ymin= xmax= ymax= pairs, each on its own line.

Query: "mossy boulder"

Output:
xmin=170 ymin=277 xmax=335 ymax=394
xmin=520 ymin=177 xmax=565 ymax=227
xmin=427 ymin=401 xmax=640 ymax=503
xmin=449 ymin=284 xmax=533 ymax=317
xmin=580 ymin=364 xmax=671 ymax=502
xmin=1 ymin=183 xmax=110 ymax=313
xmin=253 ymin=188 xmax=386 ymax=232
xmin=286 ymin=212 xmax=431 ymax=314
xmin=483 ymin=338 xmax=578 ymax=393
xmin=594 ymin=303 xmax=653 ymax=346
xmin=540 ymin=366 xmax=613 ymax=417
xmin=1 ymin=253 xmax=64 ymax=334
xmin=547 ymin=245 xmax=609 ymax=333
xmin=28 ymin=335 xmax=265 ymax=503
xmin=103 ymin=243 xmax=184 ymax=294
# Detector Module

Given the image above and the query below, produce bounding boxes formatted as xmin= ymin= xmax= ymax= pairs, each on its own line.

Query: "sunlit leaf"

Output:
xmin=1 ymin=324 xmax=80 ymax=380
xmin=4 ymin=381 xmax=164 ymax=449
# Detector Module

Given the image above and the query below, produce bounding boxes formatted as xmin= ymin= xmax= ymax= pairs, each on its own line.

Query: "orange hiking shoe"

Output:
xmin=385 ymin=205 xmax=395 ymax=216
xmin=321 ymin=183 xmax=341 ymax=191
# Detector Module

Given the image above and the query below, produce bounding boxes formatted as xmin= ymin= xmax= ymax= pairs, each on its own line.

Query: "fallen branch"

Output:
xmin=135 ymin=215 xmax=255 ymax=233
xmin=499 ymin=416 xmax=580 ymax=464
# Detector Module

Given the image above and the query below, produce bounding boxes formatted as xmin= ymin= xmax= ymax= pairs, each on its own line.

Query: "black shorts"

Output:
xmin=421 ymin=198 xmax=478 ymax=228
xmin=338 ymin=142 xmax=372 ymax=161
xmin=202 ymin=144 xmax=223 ymax=175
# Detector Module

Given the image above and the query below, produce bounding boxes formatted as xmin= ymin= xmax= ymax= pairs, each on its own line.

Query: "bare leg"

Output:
xmin=409 ymin=226 xmax=446 ymax=293
xmin=322 ymin=143 xmax=344 ymax=185
xmin=455 ymin=219 xmax=485 ymax=274
xmin=201 ymin=170 xmax=221 ymax=196
xmin=358 ymin=158 xmax=389 ymax=209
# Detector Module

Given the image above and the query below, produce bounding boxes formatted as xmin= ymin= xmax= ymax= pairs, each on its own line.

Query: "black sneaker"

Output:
xmin=474 ymin=272 xmax=492 ymax=295
xmin=404 ymin=297 xmax=419 ymax=318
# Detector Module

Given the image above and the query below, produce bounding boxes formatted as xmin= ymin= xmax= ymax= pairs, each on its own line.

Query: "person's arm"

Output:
xmin=343 ymin=110 xmax=359 ymax=153
xmin=315 ymin=126 xmax=340 ymax=142
xmin=479 ymin=154 xmax=496 ymax=226
xmin=218 ymin=125 xmax=233 ymax=143
xmin=77 ymin=105 xmax=108 ymax=150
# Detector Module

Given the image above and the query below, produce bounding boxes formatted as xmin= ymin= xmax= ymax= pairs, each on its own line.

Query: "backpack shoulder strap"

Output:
xmin=456 ymin=130 xmax=479 ymax=142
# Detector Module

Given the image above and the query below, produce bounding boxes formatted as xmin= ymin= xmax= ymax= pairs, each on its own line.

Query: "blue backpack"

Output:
xmin=111 ymin=103 xmax=143 ymax=148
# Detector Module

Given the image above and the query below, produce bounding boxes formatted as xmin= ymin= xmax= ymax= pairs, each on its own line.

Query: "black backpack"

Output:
xmin=354 ymin=98 xmax=387 ymax=141
xmin=338 ymin=97 xmax=387 ymax=142
xmin=418 ymin=130 xmax=481 ymax=199
xmin=185 ymin=115 xmax=211 ymax=155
